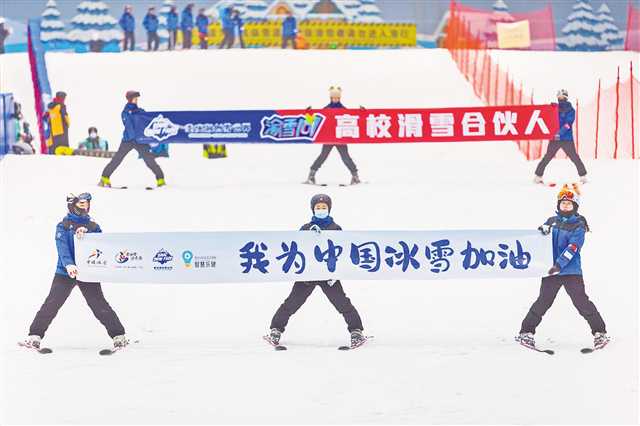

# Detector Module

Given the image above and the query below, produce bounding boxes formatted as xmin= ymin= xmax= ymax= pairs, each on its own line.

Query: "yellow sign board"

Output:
xmin=178 ymin=21 xmax=416 ymax=48
xmin=497 ymin=20 xmax=531 ymax=49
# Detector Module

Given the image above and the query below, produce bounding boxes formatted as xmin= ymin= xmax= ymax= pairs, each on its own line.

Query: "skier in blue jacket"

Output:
xmin=195 ymin=8 xmax=209 ymax=49
xmin=143 ymin=7 xmax=160 ymax=51
xmin=534 ymin=89 xmax=588 ymax=184
xmin=119 ymin=5 xmax=135 ymax=51
xmin=265 ymin=194 xmax=366 ymax=350
xmin=516 ymin=184 xmax=608 ymax=351
xmin=282 ymin=11 xmax=297 ymax=48
xmin=167 ymin=5 xmax=179 ymax=50
xmin=305 ymin=86 xmax=361 ymax=185
xmin=218 ymin=7 xmax=234 ymax=49
xmin=99 ymin=91 xmax=165 ymax=188
xmin=181 ymin=3 xmax=194 ymax=49
xmin=22 ymin=193 xmax=127 ymax=351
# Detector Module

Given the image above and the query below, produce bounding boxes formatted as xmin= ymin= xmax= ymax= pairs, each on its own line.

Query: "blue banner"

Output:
xmin=134 ymin=110 xmax=317 ymax=145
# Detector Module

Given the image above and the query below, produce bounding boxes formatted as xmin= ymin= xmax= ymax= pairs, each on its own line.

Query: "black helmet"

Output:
xmin=310 ymin=194 xmax=331 ymax=212
xmin=67 ymin=192 xmax=92 ymax=216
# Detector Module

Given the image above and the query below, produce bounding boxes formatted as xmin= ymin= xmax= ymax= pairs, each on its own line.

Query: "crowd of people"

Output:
xmin=118 ymin=4 xmax=300 ymax=51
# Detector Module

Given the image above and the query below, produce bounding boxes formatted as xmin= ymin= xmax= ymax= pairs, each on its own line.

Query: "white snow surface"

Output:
xmin=0 ymin=49 xmax=638 ymax=424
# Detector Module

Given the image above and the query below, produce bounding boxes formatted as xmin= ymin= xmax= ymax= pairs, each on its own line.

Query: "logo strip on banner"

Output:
xmin=75 ymin=230 xmax=551 ymax=284
xmin=134 ymin=105 xmax=559 ymax=145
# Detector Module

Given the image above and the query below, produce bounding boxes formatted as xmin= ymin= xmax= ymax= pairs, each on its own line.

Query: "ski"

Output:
xmin=17 ymin=342 xmax=53 ymax=354
xmin=518 ymin=342 xmax=555 ymax=355
xmin=99 ymin=347 xmax=122 ymax=356
xmin=262 ymin=335 xmax=287 ymax=351
xmin=338 ymin=335 xmax=373 ymax=351
xmin=580 ymin=342 xmax=609 ymax=354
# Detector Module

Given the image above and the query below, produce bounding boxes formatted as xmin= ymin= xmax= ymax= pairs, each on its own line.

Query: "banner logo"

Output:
xmin=182 ymin=250 xmax=193 ymax=268
xmin=144 ymin=114 xmax=181 ymax=142
xmin=87 ymin=249 xmax=107 ymax=267
xmin=260 ymin=113 xmax=325 ymax=142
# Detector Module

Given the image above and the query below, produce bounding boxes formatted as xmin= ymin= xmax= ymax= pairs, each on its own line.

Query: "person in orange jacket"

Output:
xmin=44 ymin=91 xmax=70 ymax=154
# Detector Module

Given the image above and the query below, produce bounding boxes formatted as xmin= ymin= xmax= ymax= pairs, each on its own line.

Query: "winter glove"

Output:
xmin=327 ymin=279 xmax=335 ymax=287
xmin=309 ymin=224 xmax=322 ymax=234
xmin=548 ymin=264 xmax=561 ymax=276
xmin=537 ymin=224 xmax=551 ymax=235
xmin=66 ymin=265 xmax=79 ymax=279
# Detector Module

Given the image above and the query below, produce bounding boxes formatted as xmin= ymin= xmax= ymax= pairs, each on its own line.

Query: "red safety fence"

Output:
xmin=448 ymin=30 xmax=638 ymax=160
xmin=444 ymin=0 xmax=556 ymax=50
xmin=625 ymin=2 xmax=640 ymax=51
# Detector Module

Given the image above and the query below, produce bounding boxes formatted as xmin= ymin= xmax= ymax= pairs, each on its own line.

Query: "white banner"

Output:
xmin=75 ymin=230 xmax=551 ymax=284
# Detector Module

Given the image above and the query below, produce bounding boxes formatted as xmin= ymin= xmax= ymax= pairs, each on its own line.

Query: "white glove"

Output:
xmin=66 ymin=265 xmax=78 ymax=279
xmin=327 ymin=279 xmax=335 ymax=287
xmin=75 ymin=227 xmax=88 ymax=239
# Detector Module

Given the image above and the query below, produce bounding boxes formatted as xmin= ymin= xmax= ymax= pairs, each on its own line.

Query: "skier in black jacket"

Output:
xmin=266 ymin=194 xmax=366 ymax=348
xmin=304 ymin=87 xmax=361 ymax=185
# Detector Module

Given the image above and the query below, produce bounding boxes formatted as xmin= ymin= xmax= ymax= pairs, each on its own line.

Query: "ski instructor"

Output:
xmin=98 ymin=91 xmax=166 ymax=188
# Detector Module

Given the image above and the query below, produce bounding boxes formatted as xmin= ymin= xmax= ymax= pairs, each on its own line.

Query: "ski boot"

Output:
xmin=156 ymin=178 xmax=166 ymax=188
xmin=113 ymin=335 xmax=129 ymax=349
xmin=350 ymin=173 xmax=361 ymax=185
xmin=304 ymin=169 xmax=316 ymax=185
xmin=267 ymin=328 xmax=281 ymax=346
xmin=579 ymin=175 xmax=588 ymax=184
xmin=594 ymin=332 xmax=610 ymax=350
xmin=533 ymin=175 xmax=543 ymax=184
xmin=350 ymin=329 xmax=367 ymax=348
xmin=23 ymin=335 xmax=41 ymax=349
xmin=515 ymin=332 xmax=535 ymax=348
xmin=98 ymin=176 xmax=111 ymax=188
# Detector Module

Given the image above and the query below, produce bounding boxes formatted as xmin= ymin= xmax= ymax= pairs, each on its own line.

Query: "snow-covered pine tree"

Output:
xmin=40 ymin=0 xmax=69 ymax=50
xmin=557 ymin=0 xmax=607 ymax=51
xmin=67 ymin=0 xmax=121 ymax=52
xmin=595 ymin=3 xmax=624 ymax=50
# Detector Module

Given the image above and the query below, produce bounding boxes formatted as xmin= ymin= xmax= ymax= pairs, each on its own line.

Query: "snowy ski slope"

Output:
xmin=0 ymin=49 xmax=638 ymax=424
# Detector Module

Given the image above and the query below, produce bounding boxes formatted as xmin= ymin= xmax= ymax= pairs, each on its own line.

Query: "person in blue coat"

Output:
xmin=534 ymin=89 xmax=588 ymax=184
xmin=167 ymin=5 xmax=179 ymax=50
xmin=119 ymin=4 xmax=135 ymax=51
xmin=181 ymin=3 xmax=195 ymax=49
xmin=265 ymin=194 xmax=366 ymax=350
xmin=22 ymin=193 xmax=128 ymax=351
xmin=282 ymin=11 xmax=297 ymax=49
xmin=232 ymin=9 xmax=245 ymax=48
xmin=218 ymin=7 xmax=235 ymax=49
xmin=305 ymin=86 xmax=361 ymax=185
xmin=143 ymin=7 xmax=160 ymax=51
xmin=99 ymin=90 xmax=165 ymax=188
xmin=516 ymin=185 xmax=609 ymax=351
xmin=195 ymin=8 xmax=209 ymax=49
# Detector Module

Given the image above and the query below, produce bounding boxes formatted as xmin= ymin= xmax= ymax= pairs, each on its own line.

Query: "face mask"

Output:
xmin=314 ymin=209 xmax=329 ymax=219
xmin=89 ymin=133 xmax=97 ymax=138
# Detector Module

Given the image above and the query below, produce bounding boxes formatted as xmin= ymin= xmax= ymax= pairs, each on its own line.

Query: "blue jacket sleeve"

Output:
xmin=555 ymin=227 xmax=585 ymax=269
xmin=143 ymin=15 xmax=150 ymax=31
xmin=55 ymin=223 xmax=75 ymax=268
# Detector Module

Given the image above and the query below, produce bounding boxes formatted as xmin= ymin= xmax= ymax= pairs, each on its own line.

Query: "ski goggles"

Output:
xmin=557 ymin=190 xmax=576 ymax=201
xmin=67 ymin=192 xmax=92 ymax=203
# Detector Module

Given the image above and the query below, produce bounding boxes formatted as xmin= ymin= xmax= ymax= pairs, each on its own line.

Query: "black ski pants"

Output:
xmin=183 ymin=29 xmax=192 ymax=49
xmin=534 ymin=140 xmax=587 ymax=177
xmin=29 ymin=274 xmax=125 ymax=338
xmin=147 ymin=31 xmax=160 ymax=51
xmin=101 ymin=141 xmax=164 ymax=180
xmin=270 ymin=281 xmax=363 ymax=333
xmin=219 ymin=29 xmax=234 ymax=48
xmin=282 ymin=35 xmax=296 ymax=49
xmin=123 ymin=31 xmax=135 ymax=51
xmin=310 ymin=144 xmax=358 ymax=174
xmin=520 ymin=274 xmax=606 ymax=335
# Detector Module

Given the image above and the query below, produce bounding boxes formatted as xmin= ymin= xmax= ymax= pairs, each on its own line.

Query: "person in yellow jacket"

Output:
xmin=45 ymin=91 xmax=70 ymax=155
